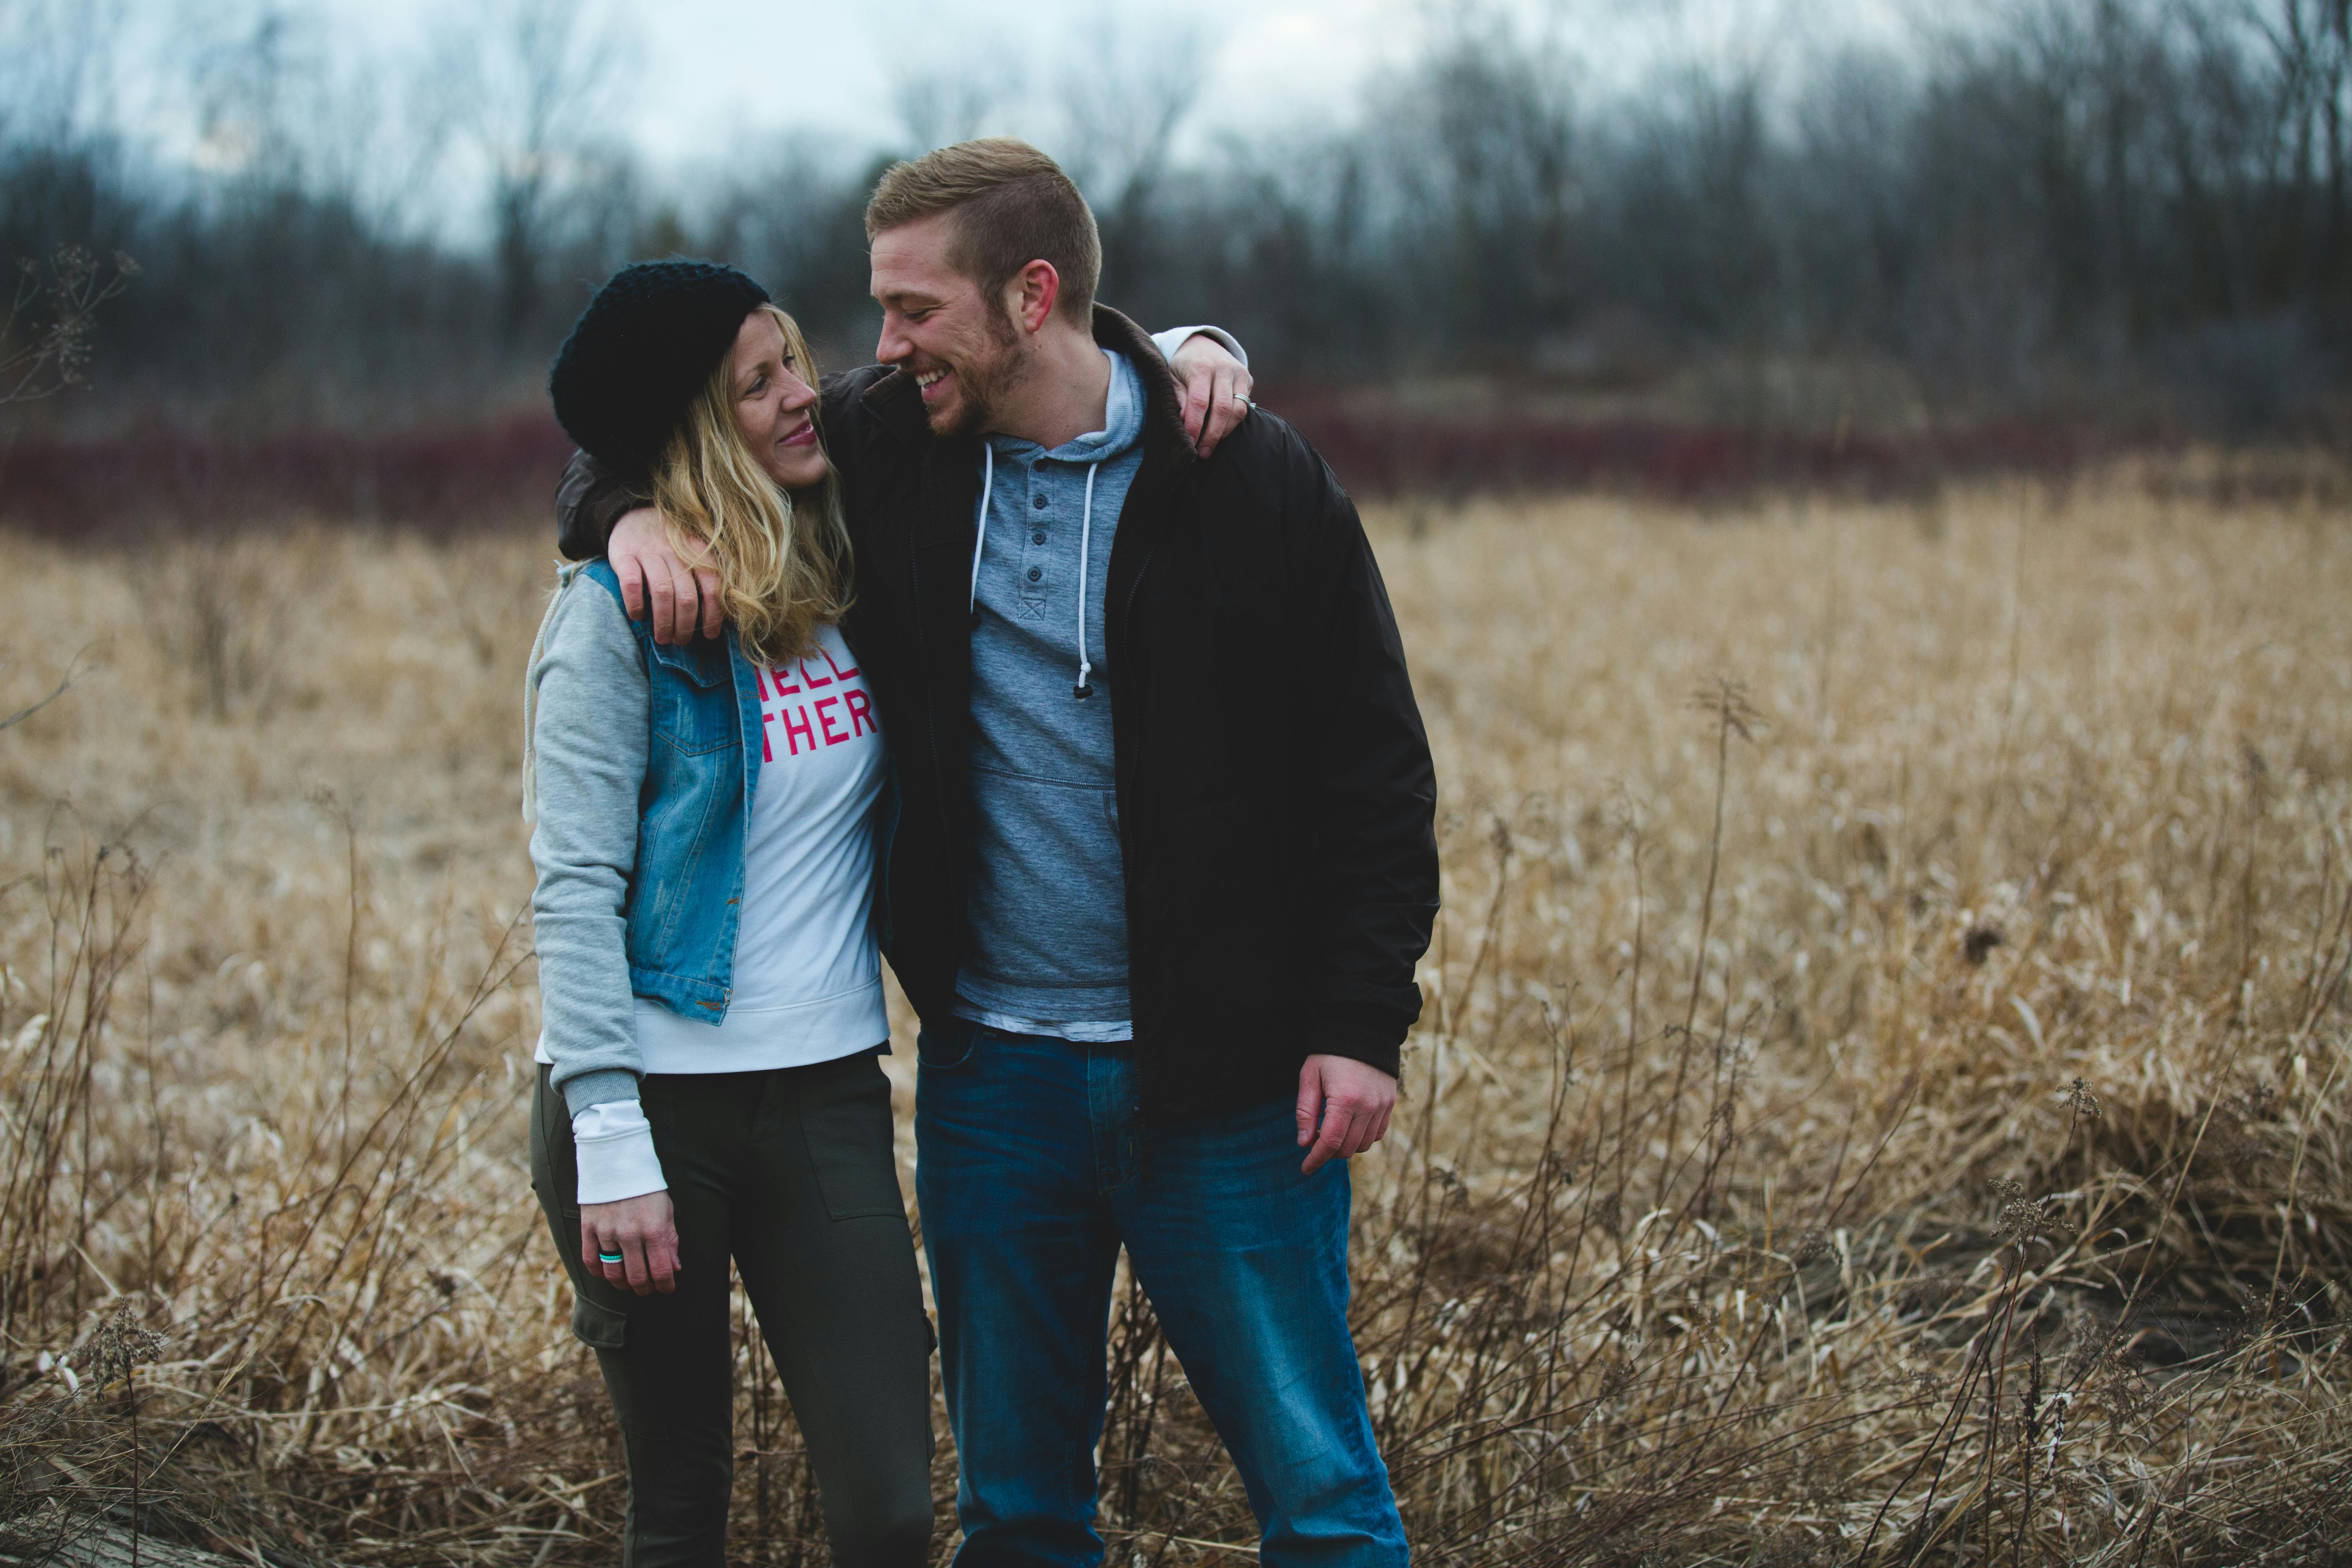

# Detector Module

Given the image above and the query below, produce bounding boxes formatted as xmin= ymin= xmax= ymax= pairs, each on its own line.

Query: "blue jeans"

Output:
xmin=915 ymin=1021 xmax=1408 ymax=1567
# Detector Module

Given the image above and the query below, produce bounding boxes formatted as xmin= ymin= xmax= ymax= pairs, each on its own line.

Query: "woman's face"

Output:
xmin=731 ymin=310 xmax=826 ymax=490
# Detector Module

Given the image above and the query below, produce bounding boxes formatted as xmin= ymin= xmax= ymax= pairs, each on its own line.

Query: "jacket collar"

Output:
xmin=857 ymin=304 xmax=1199 ymax=484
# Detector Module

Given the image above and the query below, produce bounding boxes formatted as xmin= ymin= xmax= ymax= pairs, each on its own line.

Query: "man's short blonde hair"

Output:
xmin=864 ymin=138 xmax=1101 ymax=325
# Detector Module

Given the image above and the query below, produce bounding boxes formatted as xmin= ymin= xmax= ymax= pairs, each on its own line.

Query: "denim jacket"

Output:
xmin=525 ymin=559 xmax=764 ymax=1107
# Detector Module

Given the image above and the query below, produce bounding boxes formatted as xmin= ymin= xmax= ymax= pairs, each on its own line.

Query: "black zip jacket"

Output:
xmin=555 ymin=307 xmax=1439 ymax=1120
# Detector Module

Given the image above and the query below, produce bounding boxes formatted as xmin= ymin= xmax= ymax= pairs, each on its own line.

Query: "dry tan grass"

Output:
xmin=1 ymin=477 xmax=2347 ymax=1566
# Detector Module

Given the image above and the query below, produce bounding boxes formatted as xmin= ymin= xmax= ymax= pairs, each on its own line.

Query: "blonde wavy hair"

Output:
xmin=649 ymin=304 xmax=853 ymax=668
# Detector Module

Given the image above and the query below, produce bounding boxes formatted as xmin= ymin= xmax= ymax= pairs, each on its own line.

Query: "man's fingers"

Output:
xmin=617 ymin=555 xmax=649 ymax=622
xmin=667 ymin=564 xmax=700 ymax=646
xmin=695 ymin=568 xmax=722 ymax=641
xmin=1295 ymin=1060 xmax=1325 ymax=1147
xmin=1335 ymin=1099 xmax=1376 ymax=1158
xmin=1303 ymin=1104 xmax=1356 ymax=1174
xmin=644 ymin=557 xmax=678 ymax=645
xmin=664 ymin=559 xmax=700 ymax=646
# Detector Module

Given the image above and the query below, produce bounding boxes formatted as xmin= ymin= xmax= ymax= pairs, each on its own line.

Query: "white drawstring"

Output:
xmin=968 ymin=442 xmax=993 ymax=615
xmin=1073 ymin=462 xmax=1098 ymax=699
xmin=968 ymin=436 xmax=1105 ymax=701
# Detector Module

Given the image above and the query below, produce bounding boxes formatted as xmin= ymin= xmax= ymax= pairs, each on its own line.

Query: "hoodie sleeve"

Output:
xmin=1148 ymin=326 xmax=1248 ymax=370
xmin=528 ymin=570 xmax=652 ymax=1112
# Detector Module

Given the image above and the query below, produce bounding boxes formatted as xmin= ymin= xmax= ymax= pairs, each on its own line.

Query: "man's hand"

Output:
xmin=610 ymin=508 xmax=720 ymax=645
xmin=1171 ymin=334 xmax=1254 ymax=459
xmin=581 ymin=1188 xmax=681 ymax=1296
xmin=1295 ymin=1054 xmax=1398 ymax=1174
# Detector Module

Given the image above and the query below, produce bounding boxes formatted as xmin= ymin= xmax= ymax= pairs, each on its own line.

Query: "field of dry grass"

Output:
xmin=1 ymin=475 xmax=2348 ymax=1566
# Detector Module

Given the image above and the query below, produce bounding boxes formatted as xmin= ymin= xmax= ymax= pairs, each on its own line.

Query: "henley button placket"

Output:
xmin=1015 ymin=474 xmax=1050 ymax=619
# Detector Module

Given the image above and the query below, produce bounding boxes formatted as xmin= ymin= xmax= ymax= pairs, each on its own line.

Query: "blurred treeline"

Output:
xmin=4 ymin=0 xmax=2350 ymax=443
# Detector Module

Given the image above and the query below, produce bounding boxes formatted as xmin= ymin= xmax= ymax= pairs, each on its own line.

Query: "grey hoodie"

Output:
xmin=952 ymin=347 xmax=1147 ymax=1039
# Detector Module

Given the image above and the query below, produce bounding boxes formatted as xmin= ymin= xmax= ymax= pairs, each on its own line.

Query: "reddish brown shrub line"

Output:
xmin=1261 ymin=386 xmax=2111 ymax=502
xmin=0 ymin=416 xmax=575 ymax=540
xmin=0 ymin=398 xmax=2169 ymax=540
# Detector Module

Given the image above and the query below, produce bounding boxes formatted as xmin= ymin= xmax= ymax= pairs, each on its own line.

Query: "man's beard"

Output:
xmin=927 ymin=301 xmax=1025 ymax=438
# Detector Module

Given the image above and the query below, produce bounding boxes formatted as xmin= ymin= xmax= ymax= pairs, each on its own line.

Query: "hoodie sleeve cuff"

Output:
xmin=1148 ymin=325 xmax=1249 ymax=371
xmin=561 ymin=1067 xmax=641 ymax=1116
xmin=572 ymin=1100 xmax=667 ymax=1205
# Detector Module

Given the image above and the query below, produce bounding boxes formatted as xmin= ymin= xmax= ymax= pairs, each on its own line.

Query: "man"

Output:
xmin=560 ymin=140 xmax=1438 ymax=1566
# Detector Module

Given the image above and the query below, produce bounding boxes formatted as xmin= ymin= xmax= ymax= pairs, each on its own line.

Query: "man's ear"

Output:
xmin=1007 ymin=260 xmax=1061 ymax=334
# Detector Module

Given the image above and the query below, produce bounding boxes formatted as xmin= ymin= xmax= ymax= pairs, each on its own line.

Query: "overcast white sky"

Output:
xmin=292 ymin=0 xmax=1920 ymax=169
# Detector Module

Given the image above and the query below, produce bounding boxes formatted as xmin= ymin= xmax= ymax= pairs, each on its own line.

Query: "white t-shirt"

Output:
xmin=631 ymin=623 xmax=889 ymax=1071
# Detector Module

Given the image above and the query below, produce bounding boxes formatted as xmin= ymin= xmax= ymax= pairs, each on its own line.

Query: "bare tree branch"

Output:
xmin=891 ymin=49 xmax=1026 ymax=154
xmin=0 ymin=645 xmax=100 ymax=734
xmin=0 ymin=245 xmax=136 ymax=409
xmin=436 ymin=0 xmax=633 ymax=341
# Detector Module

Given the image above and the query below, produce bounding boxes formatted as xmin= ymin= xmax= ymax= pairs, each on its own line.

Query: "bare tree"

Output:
xmin=437 ymin=0 xmax=632 ymax=342
xmin=0 ymin=0 xmax=120 ymax=148
xmin=1056 ymin=20 xmax=1210 ymax=296
xmin=890 ymin=49 xmax=1027 ymax=154
xmin=1367 ymin=9 xmax=1581 ymax=358
xmin=2245 ymin=0 xmax=2352 ymax=298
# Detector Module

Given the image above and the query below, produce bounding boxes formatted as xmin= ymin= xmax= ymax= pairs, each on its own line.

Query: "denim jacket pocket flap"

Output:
xmin=570 ymin=1294 xmax=628 ymax=1350
xmin=647 ymin=634 xmax=732 ymax=689
xmin=647 ymin=634 xmax=744 ymax=756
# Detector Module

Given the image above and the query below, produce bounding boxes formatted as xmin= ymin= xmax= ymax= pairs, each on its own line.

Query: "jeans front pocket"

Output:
xmin=797 ymin=1054 xmax=906 ymax=1221
xmin=915 ymin=1018 xmax=980 ymax=1073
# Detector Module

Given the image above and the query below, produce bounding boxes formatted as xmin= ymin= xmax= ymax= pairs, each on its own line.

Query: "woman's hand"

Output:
xmin=611 ymin=508 xmax=720 ymax=646
xmin=1170 ymin=334 xmax=1254 ymax=457
xmin=581 ymin=1188 xmax=682 ymax=1296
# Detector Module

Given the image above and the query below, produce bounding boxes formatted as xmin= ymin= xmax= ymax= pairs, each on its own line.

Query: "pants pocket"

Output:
xmin=915 ymin=1018 xmax=978 ymax=1072
xmin=797 ymin=1055 xmax=907 ymax=1221
xmin=570 ymin=1293 xmax=628 ymax=1350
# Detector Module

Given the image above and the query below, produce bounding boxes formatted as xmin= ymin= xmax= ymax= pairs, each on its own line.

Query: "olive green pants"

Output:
xmin=531 ymin=1056 xmax=937 ymax=1568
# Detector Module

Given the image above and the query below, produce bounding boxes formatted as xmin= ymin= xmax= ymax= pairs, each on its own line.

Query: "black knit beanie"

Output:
xmin=548 ymin=260 xmax=772 ymax=482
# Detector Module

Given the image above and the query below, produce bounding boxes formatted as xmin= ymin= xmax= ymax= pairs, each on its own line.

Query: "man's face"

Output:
xmin=871 ymin=212 xmax=1024 ymax=437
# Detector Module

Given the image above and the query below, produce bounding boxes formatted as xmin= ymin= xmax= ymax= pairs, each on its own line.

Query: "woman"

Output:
xmin=524 ymin=260 xmax=933 ymax=1568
